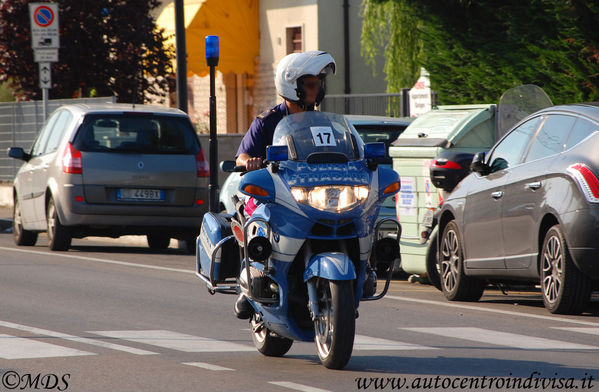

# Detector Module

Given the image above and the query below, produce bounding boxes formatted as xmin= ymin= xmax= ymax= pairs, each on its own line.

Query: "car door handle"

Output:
xmin=526 ymin=181 xmax=542 ymax=190
xmin=491 ymin=191 xmax=503 ymax=199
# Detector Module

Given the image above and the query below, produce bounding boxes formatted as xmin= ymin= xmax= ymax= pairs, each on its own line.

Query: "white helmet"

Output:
xmin=275 ymin=50 xmax=336 ymax=107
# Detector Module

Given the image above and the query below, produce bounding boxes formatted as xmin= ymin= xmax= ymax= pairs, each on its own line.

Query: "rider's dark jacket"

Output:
xmin=236 ymin=102 xmax=288 ymax=159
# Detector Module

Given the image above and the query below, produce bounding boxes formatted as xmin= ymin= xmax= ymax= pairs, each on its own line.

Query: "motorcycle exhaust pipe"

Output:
xmin=247 ymin=236 xmax=272 ymax=262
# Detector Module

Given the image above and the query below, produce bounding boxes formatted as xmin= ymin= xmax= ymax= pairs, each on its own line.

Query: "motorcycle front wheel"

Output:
xmin=314 ymin=279 xmax=355 ymax=369
xmin=250 ymin=313 xmax=293 ymax=357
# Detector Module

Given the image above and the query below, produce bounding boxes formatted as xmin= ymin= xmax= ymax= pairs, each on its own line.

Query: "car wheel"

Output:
xmin=46 ymin=198 xmax=71 ymax=251
xmin=439 ymin=220 xmax=485 ymax=301
xmin=540 ymin=225 xmax=592 ymax=315
xmin=13 ymin=198 xmax=38 ymax=246
xmin=147 ymin=233 xmax=170 ymax=249
xmin=425 ymin=231 xmax=441 ymax=291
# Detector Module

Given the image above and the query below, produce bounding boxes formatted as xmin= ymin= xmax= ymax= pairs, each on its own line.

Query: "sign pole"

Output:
xmin=42 ymin=88 xmax=49 ymax=120
xmin=205 ymin=36 xmax=219 ymax=213
xmin=30 ymin=3 xmax=59 ymax=120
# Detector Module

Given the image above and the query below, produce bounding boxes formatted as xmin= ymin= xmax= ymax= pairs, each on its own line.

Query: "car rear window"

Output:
xmin=73 ymin=114 xmax=201 ymax=154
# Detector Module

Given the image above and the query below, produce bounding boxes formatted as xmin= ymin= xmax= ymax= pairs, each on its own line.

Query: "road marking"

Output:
xmin=88 ymin=330 xmax=255 ymax=352
xmin=269 ymin=381 xmax=331 ymax=392
xmin=0 ymin=246 xmax=194 ymax=275
xmin=0 ymin=320 xmax=157 ymax=355
xmin=0 ymin=334 xmax=94 ymax=359
xmin=553 ymin=327 xmax=599 ymax=336
xmin=401 ymin=327 xmax=598 ymax=350
xmin=354 ymin=334 xmax=435 ymax=351
xmin=183 ymin=362 xmax=235 ymax=371
xmin=386 ymin=295 xmax=599 ymax=327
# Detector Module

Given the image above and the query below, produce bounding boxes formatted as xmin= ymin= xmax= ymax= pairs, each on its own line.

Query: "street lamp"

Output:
xmin=206 ymin=35 xmax=219 ymax=213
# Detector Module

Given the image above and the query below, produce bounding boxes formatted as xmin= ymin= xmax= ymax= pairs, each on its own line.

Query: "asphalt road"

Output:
xmin=1 ymin=231 xmax=598 ymax=392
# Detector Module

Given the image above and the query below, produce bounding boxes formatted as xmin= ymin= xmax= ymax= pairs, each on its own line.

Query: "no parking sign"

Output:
xmin=29 ymin=3 xmax=60 ymax=49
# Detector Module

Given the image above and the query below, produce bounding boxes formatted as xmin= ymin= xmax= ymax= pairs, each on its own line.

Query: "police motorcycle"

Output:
xmin=195 ymin=110 xmax=401 ymax=369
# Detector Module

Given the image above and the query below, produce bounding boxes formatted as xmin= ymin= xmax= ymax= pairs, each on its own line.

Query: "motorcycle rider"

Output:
xmin=234 ymin=50 xmax=336 ymax=319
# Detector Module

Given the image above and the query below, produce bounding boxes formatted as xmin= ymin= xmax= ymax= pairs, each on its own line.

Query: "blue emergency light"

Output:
xmin=266 ymin=145 xmax=289 ymax=162
xmin=364 ymin=142 xmax=386 ymax=159
xmin=205 ymin=35 xmax=219 ymax=67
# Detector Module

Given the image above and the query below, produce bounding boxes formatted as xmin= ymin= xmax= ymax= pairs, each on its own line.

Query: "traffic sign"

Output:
xmin=39 ymin=62 xmax=52 ymax=89
xmin=29 ymin=3 xmax=60 ymax=49
xmin=34 ymin=48 xmax=58 ymax=63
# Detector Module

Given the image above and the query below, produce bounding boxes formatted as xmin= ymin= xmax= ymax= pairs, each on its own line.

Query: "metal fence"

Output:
xmin=0 ymin=97 xmax=116 ymax=181
xmin=320 ymin=90 xmax=410 ymax=117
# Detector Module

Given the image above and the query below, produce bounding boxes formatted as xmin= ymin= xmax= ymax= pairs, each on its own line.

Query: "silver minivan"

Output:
xmin=8 ymin=103 xmax=209 ymax=251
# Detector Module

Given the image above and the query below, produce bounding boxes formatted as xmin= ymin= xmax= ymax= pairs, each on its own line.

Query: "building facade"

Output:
xmin=156 ymin=0 xmax=387 ymax=134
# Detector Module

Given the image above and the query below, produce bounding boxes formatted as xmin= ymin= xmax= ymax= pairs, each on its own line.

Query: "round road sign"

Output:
xmin=34 ymin=6 xmax=54 ymax=27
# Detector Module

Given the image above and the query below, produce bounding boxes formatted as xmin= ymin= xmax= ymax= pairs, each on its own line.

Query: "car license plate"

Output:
xmin=421 ymin=208 xmax=434 ymax=228
xmin=117 ymin=188 xmax=164 ymax=201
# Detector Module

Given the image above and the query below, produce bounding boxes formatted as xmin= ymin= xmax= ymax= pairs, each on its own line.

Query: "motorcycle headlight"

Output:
xmin=291 ymin=185 xmax=369 ymax=212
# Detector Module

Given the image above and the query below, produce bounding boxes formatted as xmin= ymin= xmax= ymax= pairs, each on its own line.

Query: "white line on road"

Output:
xmin=88 ymin=330 xmax=255 ymax=352
xmin=386 ymin=295 xmax=599 ymax=327
xmin=0 ymin=334 xmax=94 ymax=359
xmin=0 ymin=320 xmax=157 ymax=355
xmin=269 ymin=381 xmax=332 ymax=392
xmin=354 ymin=334 xmax=435 ymax=351
xmin=183 ymin=362 xmax=235 ymax=371
xmin=0 ymin=246 xmax=194 ymax=274
xmin=553 ymin=327 xmax=599 ymax=336
xmin=401 ymin=327 xmax=599 ymax=350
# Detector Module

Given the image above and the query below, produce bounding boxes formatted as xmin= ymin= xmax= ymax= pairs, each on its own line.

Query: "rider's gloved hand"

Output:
xmin=246 ymin=157 xmax=262 ymax=171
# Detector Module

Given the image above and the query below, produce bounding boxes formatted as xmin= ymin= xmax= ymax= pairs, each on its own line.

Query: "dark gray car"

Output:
xmin=9 ymin=103 xmax=209 ymax=251
xmin=437 ymin=103 xmax=599 ymax=314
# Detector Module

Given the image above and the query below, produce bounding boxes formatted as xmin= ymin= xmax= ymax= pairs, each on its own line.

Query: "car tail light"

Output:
xmin=567 ymin=163 xmax=599 ymax=203
xmin=196 ymin=150 xmax=209 ymax=177
xmin=431 ymin=159 xmax=462 ymax=170
xmin=62 ymin=143 xmax=82 ymax=174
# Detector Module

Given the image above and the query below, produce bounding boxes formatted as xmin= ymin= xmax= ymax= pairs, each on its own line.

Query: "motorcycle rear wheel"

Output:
xmin=250 ymin=313 xmax=293 ymax=357
xmin=314 ymin=279 xmax=355 ymax=369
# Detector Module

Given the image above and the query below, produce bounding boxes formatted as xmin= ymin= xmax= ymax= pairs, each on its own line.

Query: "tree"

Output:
xmin=0 ymin=0 xmax=174 ymax=103
xmin=361 ymin=0 xmax=599 ymax=104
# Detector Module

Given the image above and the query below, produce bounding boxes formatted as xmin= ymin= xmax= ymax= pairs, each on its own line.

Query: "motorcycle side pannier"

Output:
xmin=197 ymin=212 xmax=240 ymax=283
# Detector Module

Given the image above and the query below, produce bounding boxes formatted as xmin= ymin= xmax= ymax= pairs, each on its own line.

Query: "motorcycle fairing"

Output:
xmin=303 ymin=252 xmax=357 ymax=282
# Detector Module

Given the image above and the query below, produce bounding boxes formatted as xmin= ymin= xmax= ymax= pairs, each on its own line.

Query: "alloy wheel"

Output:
xmin=314 ymin=281 xmax=333 ymax=358
xmin=440 ymin=229 xmax=460 ymax=293
xmin=542 ymin=235 xmax=563 ymax=304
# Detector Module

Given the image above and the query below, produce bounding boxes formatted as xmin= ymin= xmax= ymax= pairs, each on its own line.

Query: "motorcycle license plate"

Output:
xmin=117 ymin=188 xmax=164 ymax=201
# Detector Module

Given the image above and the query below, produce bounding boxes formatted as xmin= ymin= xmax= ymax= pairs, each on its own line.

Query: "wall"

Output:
xmin=254 ymin=0 xmax=319 ymax=114
xmin=317 ymin=0 xmax=387 ymax=95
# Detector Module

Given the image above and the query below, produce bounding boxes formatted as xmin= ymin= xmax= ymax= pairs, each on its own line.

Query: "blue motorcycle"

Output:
xmin=196 ymin=111 xmax=401 ymax=369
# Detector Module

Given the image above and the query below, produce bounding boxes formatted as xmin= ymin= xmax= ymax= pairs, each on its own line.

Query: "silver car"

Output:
xmin=8 ymin=103 xmax=209 ymax=251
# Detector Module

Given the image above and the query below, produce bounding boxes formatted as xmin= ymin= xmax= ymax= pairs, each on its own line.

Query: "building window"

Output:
xmin=286 ymin=27 xmax=302 ymax=54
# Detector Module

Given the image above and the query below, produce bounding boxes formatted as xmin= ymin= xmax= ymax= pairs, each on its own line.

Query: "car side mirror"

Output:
xmin=220 ymin=160 xmax=236 ymax=172
xmin=8 ymin=147 xmax=30 ymax=161
xmin=470 ymin=151 xmax=489 ymax=175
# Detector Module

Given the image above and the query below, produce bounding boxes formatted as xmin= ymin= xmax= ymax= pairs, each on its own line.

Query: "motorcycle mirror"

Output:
xmin=220 ymin=160 xmax=236 ymax=172
xmin=470 ymin=152 xmax=490 ymax=175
